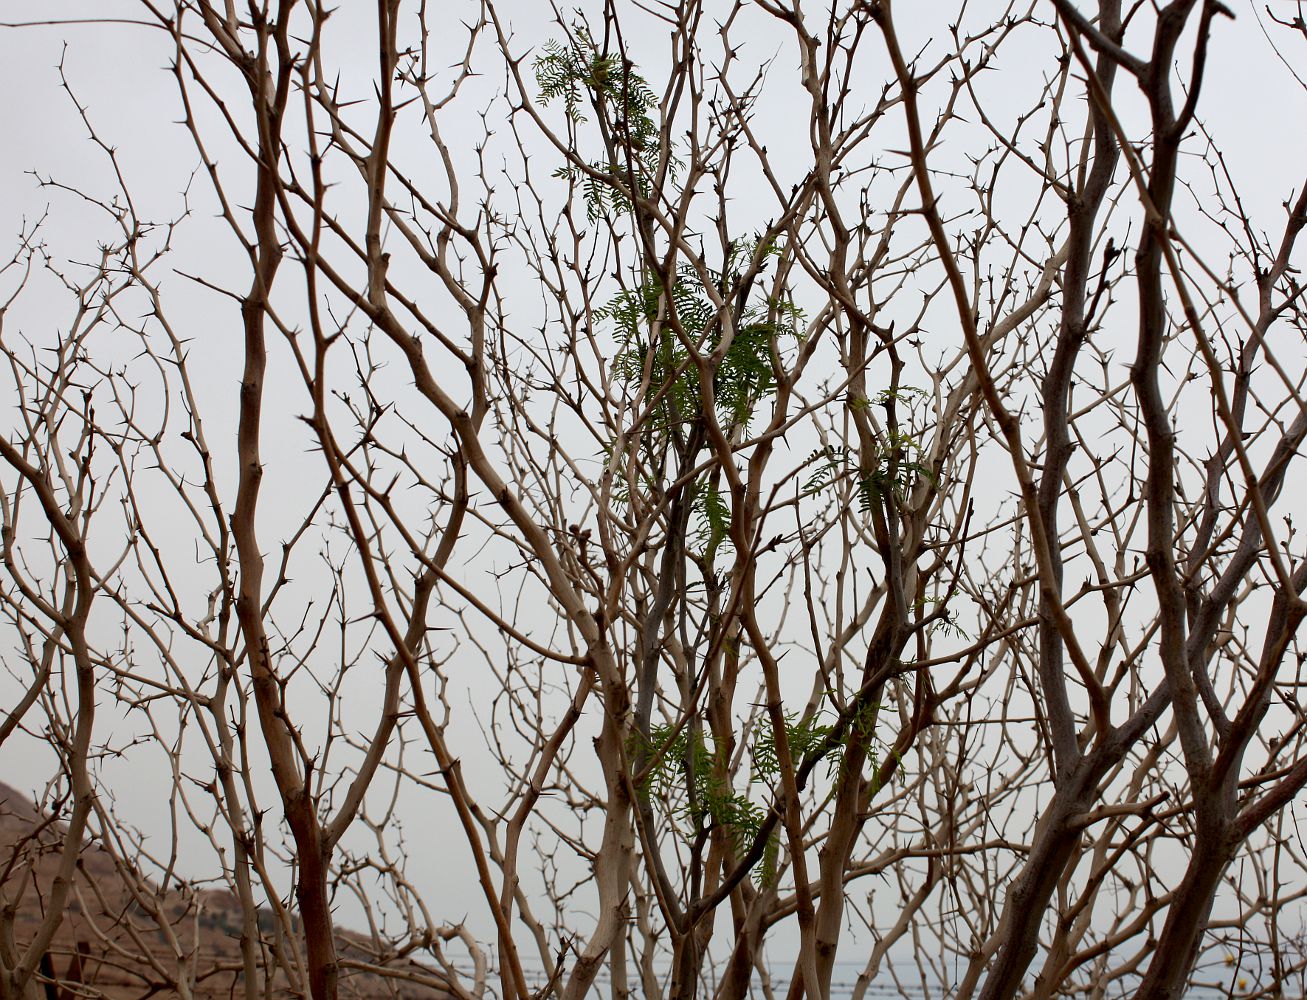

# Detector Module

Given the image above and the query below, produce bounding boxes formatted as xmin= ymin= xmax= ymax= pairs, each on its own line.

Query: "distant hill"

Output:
xmin=0 ymin=781 xmax=455 ymax=999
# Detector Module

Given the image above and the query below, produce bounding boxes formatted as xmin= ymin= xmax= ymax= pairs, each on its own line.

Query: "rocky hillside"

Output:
xmin=0 ymin=781 xmax=455 ymax=999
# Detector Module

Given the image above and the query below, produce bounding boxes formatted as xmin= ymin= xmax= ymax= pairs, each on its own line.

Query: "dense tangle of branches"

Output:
xmin=2 ymin=2 xmax=1307 ymax=999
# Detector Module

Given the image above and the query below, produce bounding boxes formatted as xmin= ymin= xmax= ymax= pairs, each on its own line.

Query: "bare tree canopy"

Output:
xmin=1 ymin=2 xmax=1306 ymax=999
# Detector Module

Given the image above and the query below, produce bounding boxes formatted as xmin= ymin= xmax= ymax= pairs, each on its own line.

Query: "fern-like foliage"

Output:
xmin=804 ymin=388 xmax=936 ymax=511
xmin=600 ymin=241 xmax=801 ymax=561
xmin=602 ymin=244 xmax=800 ymax=435
xmin=635 ymin=705 xmax=879 ymax=887
xmin=641 ymin=725 xmax=768 ymax=873
xmin=601 ymin=267 xmax=710 ymax=429
xmin=535 ymin=29 xmax=665 ymax=219
xmin=750 ymin=711 xmax=843 ymax=785
xmin=692 ymin=481 xmax=732 ymax=565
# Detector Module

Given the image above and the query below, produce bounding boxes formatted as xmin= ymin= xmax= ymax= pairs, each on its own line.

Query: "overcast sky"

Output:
xmin=2 ymin=0 xmax=1306 ymax=984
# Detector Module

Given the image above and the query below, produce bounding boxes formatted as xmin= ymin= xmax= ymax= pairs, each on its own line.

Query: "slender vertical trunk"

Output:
xmin=562 ymin=682 xmax=635 ymax=1000
xmin=1130 ymin=834 xmax=1233 ymax=1000
xmin=976 ymin=764 xmax=1096 ymax=1000
xmin=227 ymin=9 xmax=339 ymax=994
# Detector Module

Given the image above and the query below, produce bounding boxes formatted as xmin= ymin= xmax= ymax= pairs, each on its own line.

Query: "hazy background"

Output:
xmin=1 ymin=1 xmax=1305 ymax=992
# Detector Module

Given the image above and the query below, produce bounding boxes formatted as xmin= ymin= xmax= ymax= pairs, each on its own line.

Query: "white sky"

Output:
xmin=1 ymin=0 xmax=1305 ymax=990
